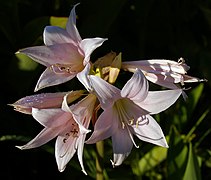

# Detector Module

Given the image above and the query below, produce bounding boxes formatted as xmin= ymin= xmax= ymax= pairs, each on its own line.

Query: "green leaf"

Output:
xmin=183 ymin=142 xmax=201 ymax=180
xmin=137 ymin=146 xmax=168 ymax=174
xmin=15 ymin=53 xmax=38 ymax=71
xmin=185 ymin=109 xmax=210 ymax=142
xmin=186 ymin=83 xmax=204 ymax=117
xmin=167 ymin=126 xmax=189 ymax=180
xmin=171 ymin=84 xmax=204 ymax=131
xmin=50 ymin=16 xmax=68 ymax=28
xmin=0 ymin=135 xmax=29 ymax=142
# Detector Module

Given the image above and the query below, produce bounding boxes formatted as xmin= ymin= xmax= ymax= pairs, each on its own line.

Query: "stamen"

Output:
xmin=178 ymin=57 xmax=185 ymax=64
xmin=134 ymin=115 xmax=149 ymax=127
xmin=121 ymin=121 xmax=125 ymax=129
xmin=125 ymin=125 xmax=139 ymax=148
xmin=70 ymin=128 xmax=79 ymax=137
xmin=92 ymin=104 xmax=101 ymax=125
xmin=128 ymin=119 xmax=134 ymax=125
xmin=62 ymin=123 xmax=79 ymax=144
xmin=49 ymin=64 xmax=77 ymax=74
xmin=63 ymin=138 xmax=67 ymax=143
xmin=136 ymin=118 xmax=149 ymax=126
xmin=60 ymin=125 xmax=79 ymax=158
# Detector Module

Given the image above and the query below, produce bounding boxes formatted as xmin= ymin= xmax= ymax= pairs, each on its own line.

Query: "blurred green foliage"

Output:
xmin=0 ymin=0 xmax=211 ymax=179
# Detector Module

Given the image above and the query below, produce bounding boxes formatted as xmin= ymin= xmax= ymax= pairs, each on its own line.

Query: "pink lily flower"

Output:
xmin=122 ymin=58 xmax=205 ymax=90
xmin=16 ymin=93 xmax=97 ymax=174
xmin=17 ymin=4 xmax=107 ymax=91
xmin=86 ymin=69 xmax=182 ymax=167
xmin=10 ymin=90 xmax=83 ymax=114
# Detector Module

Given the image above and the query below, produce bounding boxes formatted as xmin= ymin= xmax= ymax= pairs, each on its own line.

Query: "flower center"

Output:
xmin=62 ymin=122 xmax=79 ymax=143
xmin=49 ymin=63 xmax=83 ymax=75
xmin=114 ymin=98 xmax=148 ymax=129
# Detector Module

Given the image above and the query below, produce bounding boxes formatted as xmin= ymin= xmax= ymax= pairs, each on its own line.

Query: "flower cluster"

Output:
xmin=11 ymin=4 xmax=205 ymax=175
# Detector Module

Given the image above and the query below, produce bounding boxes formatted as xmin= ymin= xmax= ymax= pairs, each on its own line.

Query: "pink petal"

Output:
xmin=89 ymin=75 xmax=121 ymax=109
xmin=111 ymin=128 xmax=133 ymax=167
xmin=115 ymin=98 xmax=148 ymax=120
xmin=69 ymin=94 xmax=96 ymax=127
xmin=16 ymin=127 xmax=60 ymax=150
xmin=18 ymin=43 xmax=83 ymax=66
xmin=86 ymin=108 xmax=118 ymax=144
xmin=122 ymin=59 xmax=189 ymax=74
xmin=66 ymin=3 xmax=82 ymax=43
xmin=183 ymin=74 xmax=206 ymax=83
xmin=145 ymin=71 xmax=184 ymax=83
xmin=43 ymin=26 xmax=74 ymax=46
xmin=77 ymin=63 xmax=92 ymax=91
xmin=76 ymin=135 xmax=87 ymax=175
xmin=142 ymin=71 xmax=183 ymax=89
xmin=34 ymin=67 xmax=76 ymax=91
xmin=62 ymin=93 xmax=95 ymax=134
xmin=111 ymin=153 xmax=130 ymax=168
xmin=135 ymin=89 xmax=182 ymax=114
xmin=55 ymin=133 xmax=77 ymax=172
xmin=32 ymin=108 xmax=71 ymax=127
xmin=121 ymin=69 xmax=149 ymax=102
xmin=132 ymin=115 xmax=168 ymax=148
xmin=10 ymin=92 xmax=67 ymax=114
xmin=80 ymin=38 xmax=107 ymax=65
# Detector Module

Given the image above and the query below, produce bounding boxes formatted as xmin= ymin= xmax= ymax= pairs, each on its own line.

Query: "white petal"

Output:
xmin=111 ymin=153 xmax=130 ymax=168
xmin=32 ymin=108 xmax=70 ymax=127
xmin=80 ymin=38 xmax=107 ymax=65
xmin=18 ymin=43 xmax=82 ymax=66
xmin=89 ymin=75 xmax=121 ymax=109
xmin=55 ymin=134 xmax=77 ymax=172
xmin=43 ymin=26 xmax=74 ymax=46
xmin=62 ymin=93 xmax=94 ymax=134
xmin=34 ymin=67 xmax=76 ymax=91
xmin=77 ymin=63 xmax=92 ymax=91
xmin=66 ymin=3 xmax=82 ymax=43
xmin=143 ymin=71 xmax=185 ymax=87
xmin=121 ymin=69 xmax=149 ymax=102
xmin=111 ymin=128 xmax=133 ymax=167
xmin=76 ymin=135 xmax=87 ymax=175
xmin=135 ymin=89 xmax=182 ymax=114
xmin=184 ymin=74 xmax=206 ymax=83
xmin=16 ymin=127 xmax=60 ymax=150
xmin=132 ymin=115 xmax=168 ymax=148
xmin=86 ymin=108 xmax=118 ymax=144
xmin=122 ymin=60 xmax=188 ymax=74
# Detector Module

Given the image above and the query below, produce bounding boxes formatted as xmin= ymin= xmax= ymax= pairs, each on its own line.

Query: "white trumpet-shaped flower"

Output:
xmin=16 ymin=93 xmax=97 ymax=174
xmin=17 ymin=4 xmax=107 ymax=91
xmin=86 ymin=69 xmax=182 ymax=167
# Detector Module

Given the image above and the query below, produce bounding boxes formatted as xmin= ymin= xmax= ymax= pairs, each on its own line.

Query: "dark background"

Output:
xmin=1 ymin=0 xmax=211 ymax=179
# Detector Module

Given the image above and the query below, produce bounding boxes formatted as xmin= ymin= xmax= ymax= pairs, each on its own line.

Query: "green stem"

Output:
xmin=185 ymin=109 xmax=209 ymax=141
xmin=96 ymin=140 xmax=104 ymax=180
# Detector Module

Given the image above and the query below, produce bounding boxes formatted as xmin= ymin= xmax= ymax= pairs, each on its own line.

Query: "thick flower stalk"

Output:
xmin=15 ymin=92 xmax=97 ymax=174
xmin=16 ymin=4 xmax=107 ymax=91
xmin=122 ymin=57 xmax=205 ymax=90
xmin=86 ymin=69 xmax=182 ymax=167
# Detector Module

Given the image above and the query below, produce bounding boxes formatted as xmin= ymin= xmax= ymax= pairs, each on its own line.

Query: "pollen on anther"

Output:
xmin=128 ymin=119 xmax=134 ymax=125
xmin=63 ymin=138 xmax=67 ymax=143
xmin=121 ymin=121 xmax=125 ymax=129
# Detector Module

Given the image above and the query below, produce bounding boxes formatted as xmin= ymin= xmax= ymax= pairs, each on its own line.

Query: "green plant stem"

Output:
xmin=185 ymin=109 xmax=209 ymax=141
xmin=96 ymin=140 xmax=104 ymax=180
